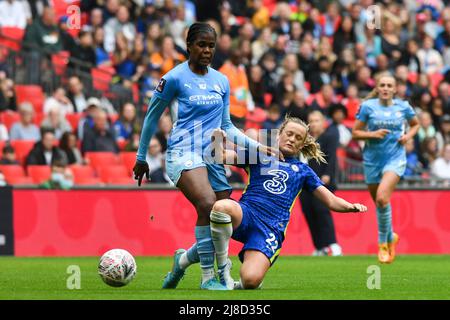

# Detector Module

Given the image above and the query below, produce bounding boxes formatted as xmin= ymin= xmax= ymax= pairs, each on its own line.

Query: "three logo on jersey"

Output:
xmin=262 ymin=166 xmax=298 ymax=195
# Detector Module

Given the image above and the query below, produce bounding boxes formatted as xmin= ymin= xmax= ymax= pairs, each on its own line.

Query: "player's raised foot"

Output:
xmin=217 ymin=258 xmax=234 ymax=290
xmin=200 ymin=278 xmax=228 ymax=290
xmin=378 ymin=243 xmax=391 ymax=264
xmin=388 ymin=233 xmax=400 ymax=263
xmin=162 ymin=249 xmax=186 ymax=289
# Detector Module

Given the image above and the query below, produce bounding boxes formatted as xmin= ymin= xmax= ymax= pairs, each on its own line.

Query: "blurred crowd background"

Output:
xmin=0 ymin=0 xmax=449 ymax=188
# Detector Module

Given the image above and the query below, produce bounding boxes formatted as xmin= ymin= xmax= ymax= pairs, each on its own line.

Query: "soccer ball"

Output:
xmin=98 ymin=249 xmax=137 ymax=287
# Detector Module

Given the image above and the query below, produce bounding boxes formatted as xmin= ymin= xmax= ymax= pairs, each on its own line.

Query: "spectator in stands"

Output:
xmin=286 ymin=90 xmax=309 ymax=122
xmin=87 ymin=8 xmax=104 ymax=32
xmin=309 ymin=84 xmax=337 ymax=115
xmin=67 ymin=76 xmax=88 ymax=113
xmin=81 ymin=108 xmax=119 ymax=154
xmin=211 ymin=33 xmax=232 ymax=70
xmin=328 ymin=104 xmax=352 ymax=148
xmin=26 ymin=128 xmax=67 ymax=166
xmin=149 ymin=35 xmax=186 ymax=79
xmin=419 ymin=136 xmax=440 ymax=170
xmin=124 ymin=132 xmax=140 ymax=152
xmin=114 ymin=102 xmax=138 ymax=142
xmin=112 ymin=32 xmax=136 ymax=80
xmin=309 ymin=56 xmax=333 ymax=94
xmin=146 ymin=137 xmax=163 ymax=173
xmin=58 ymin=15 xmax=77 ymax=54
xmin=220 ymin=49 xmax=255 ymax=129
xmin=23 ymin=6 xmax=62 ymax=53
xmin=275 ymin=72 xmax=297 ymax=111
xmin=436 ymin=114 xmax=450 ymax=151
xmin=250 ymin=27 xmax=272 ymax=66
xmin=279 ymin=53 xmax=308 ymax=98
xmin=437 ymin=82 xmax=450 ymax=114
xmin=404 ymin=138 xmax=422 ymax=180
xmin=40 ymin=107 xmax=72 ymax=140
xmin=431 ymin=143 xmax=450 ymax=182
xmin=103 ymin=4 xmax=136 ymax=53
xmin=0 ymin=0 xmax=31 ymax=29
xmin=153 ymin=112 xmax=172 ymax=153
xmin=259 ymin=51 xmax=279 ymax=95
xmin=39 ymin=158 xmax=74 ymax=190
xmin=262 ymin=105 xmax=283 ymax=132
xmin=59 ymin=131 xmax=83 ymax=165
xmin=0 ymin=145 xmax=19 ymax=165
xmin=399 ymin=39 xmax=422 ymax=74
xmin=78 ymin=97 xmax=101 ymax=140
xmin=380 ymin=14 xmax=402 ymax=63
xmin=247 ymin=64 xmax=267 ymax=109
xmin=300 ymin=109 xmax=342 ymax=256
xmin=417 ymin=111 xmax=437 ymax=143
xmin=70 ymin=30 xmax=96 ymax=72
xmin=93 ymin=27 xmax=112 ymax=66
xmin=9 ymin=102 xmax=40 ymax=141
xmin=43 ymin=87 xmax=74 ymax=115
xmin=0 ymin=77 xmax=17 ymax=112
xmin=417 ymin=35 xmax=444 ymax=75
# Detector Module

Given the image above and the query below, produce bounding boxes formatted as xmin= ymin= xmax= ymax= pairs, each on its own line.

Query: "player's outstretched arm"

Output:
xmin=313 ymin=186 xmax=367 ymax=213
xmin=211 ymin=129 xmax=238 ymax=165
xmin=134 ymin=96 xmax=168 ymax=186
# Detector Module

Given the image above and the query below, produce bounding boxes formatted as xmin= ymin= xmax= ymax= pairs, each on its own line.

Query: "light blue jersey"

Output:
xmin=356 ymin=98 xmax=416 ymax=183
xmin=137 ymin=61 xmax=260 ymax=189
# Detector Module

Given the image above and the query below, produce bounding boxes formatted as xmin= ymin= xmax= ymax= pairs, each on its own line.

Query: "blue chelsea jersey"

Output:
xmin=238 ymin=154 xmax=323 ymax=234
xmin=356 ymin=98 xmax=416 ymax=166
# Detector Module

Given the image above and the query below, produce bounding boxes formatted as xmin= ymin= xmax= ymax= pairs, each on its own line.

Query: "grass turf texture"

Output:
xmin=0 ymin=255 xmax=449 ymax=300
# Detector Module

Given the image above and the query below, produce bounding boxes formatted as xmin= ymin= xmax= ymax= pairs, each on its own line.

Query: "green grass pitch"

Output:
xmin=1 ymin=255 xmax=449 ymax=300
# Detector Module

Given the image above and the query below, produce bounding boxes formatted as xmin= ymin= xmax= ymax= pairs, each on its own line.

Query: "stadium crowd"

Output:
xmin=0 ymin=0 xmax=449 ymax=187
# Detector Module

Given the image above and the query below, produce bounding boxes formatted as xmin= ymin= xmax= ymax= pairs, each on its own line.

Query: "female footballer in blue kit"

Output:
xmin=205 ymin=117 xmax=367 ymax=289
xmin=132 ymin=23 xmax=276 ymax=290
xmin=352 ymin=73 xmax=420 ymax=264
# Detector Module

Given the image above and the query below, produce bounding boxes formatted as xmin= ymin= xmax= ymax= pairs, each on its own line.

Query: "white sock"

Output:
xmin=179 ymin=253 xmax=190 ymax=270
xmin=202 ymin=268 xmax=215 ymax=283
xmin=210 ymin=210 xmax=233 ymax=268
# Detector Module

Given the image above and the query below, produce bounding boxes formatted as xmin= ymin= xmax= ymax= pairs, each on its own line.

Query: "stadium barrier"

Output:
xmin=1 ymin=187 xmax=449 ymax=256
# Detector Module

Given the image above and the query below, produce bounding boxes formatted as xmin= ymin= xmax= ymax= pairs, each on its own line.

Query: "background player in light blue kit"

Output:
xmin=207 ymin=117 xmax=367 ymax=289
xmin=132 ymin=23 xmax=276 ymax=290
xmin=352 ymin=73 xmax=420 ymax=264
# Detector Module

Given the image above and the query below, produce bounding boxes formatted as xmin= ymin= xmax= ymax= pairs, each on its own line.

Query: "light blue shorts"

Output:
xmin=165 ymin=149 xmax=231 ymax=192
xmin=363 ymin=158 xmax=406 ymax=184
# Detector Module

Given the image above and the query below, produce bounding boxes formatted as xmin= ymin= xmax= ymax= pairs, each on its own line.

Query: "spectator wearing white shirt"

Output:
xmin=103 ymin=5 xmax=136 ymax=53
xmin=9 ymin=102 xmax=40 ymax=141
xmin=417 ymin=35 xmax=444 ymax=75
xmin=431 ymin=143 xmax=450 ymax=181
xmin=0 ymin=0 xmax=31 ymax=29
xmin=43 ymin=87 xmax=74 ymax=116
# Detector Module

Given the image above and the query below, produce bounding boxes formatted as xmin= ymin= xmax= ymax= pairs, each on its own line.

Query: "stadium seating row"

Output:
xmin=0 ymin=151 xmax=137 ymax=186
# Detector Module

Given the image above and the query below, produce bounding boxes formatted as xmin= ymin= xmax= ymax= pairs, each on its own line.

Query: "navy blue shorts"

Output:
xmin=232 ymin=201 xmax=284 ymax=265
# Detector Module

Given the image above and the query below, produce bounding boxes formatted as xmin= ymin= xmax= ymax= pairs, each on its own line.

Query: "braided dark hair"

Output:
xmin=186 ymin=22 xmax=217 ymax=54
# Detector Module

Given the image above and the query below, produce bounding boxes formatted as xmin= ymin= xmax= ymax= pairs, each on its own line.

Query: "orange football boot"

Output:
xmin=388 ymin=233 xmax=399 ymax=263
xmin=378 ymin=243 xmax=391 ymax=264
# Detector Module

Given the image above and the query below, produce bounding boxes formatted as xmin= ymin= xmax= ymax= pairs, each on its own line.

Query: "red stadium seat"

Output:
xmin=0 ymin=111 xmax=20 ymax=131
xmin=10 ymin=140 xmax=35 ymax=165
xmin=69 ymin=164 xmax=95 ymax=184
xmin=27 ymin=165 xmax=51 ymax=184
xmin=116 ymin=139 xmax=128 ymax=151
xmin=91 ymin=66 xmax=115 ymax=92
xmin=108 ymin=177 xmax=135 ymax=185
xmin=15 ymin=85 xmax=45 ymax=114
xmin=33 ymin=112 xmax=46 ymax=127
xmin=6 ymin=176 xmax=34 ymax=185
xmin=119 ymin=152 xmax=137 ymax=175
xmin=65 ymin=113 xmax=83 ymax=132
xmin=51 ymin=51 xmax=70 ymax=76
xmin=0 ymin=27 xmax=25 ymax=51
xmin=74 ymin=177 xmax=102 ymax=185
xmin=98 ymin=165 xmax=129 ymax=184
xmin=0 ymin=165 xmax=26 ymax=183
xmin=85 ymin=152 xmax=119 ymax=172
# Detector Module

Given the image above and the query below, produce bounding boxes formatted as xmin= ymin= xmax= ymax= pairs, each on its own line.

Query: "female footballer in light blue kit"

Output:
xmin=133 ymin=23 xmax=276 ymax=290
xmin=352 ymin=73 xmax=419 ymax=264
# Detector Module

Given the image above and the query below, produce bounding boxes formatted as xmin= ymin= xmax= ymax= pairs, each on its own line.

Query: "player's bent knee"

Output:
xmin=241 ymin=273 xmax=263 ymax=289
xmin=212 ymin=199 xmax=234 ymax=214
xmin=375 ymin=195 xmax=389 ymax=208
xmin=196 ymin=196 xmax=217 ymax=218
